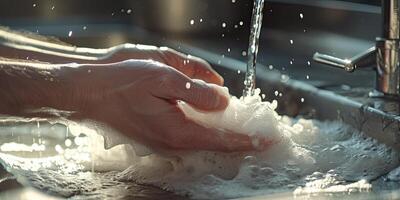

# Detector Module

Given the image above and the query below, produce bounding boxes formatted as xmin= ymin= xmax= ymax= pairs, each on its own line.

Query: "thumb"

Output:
xmin=183 ymin=79 xmax=230 ymax=111
xmin=154 ymin=69 xmax=230 ymax=111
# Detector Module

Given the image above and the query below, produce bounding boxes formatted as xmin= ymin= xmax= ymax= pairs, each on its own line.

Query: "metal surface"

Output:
xmin=313 ymin=46 xmax=376 ymax=72
xmin=174 ymin=42 xmax=400 ymax=150
xmin=313 ymin=0 xmax=400 ymax=96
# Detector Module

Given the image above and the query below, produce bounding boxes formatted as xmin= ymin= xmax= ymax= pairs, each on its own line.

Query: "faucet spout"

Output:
xmin=313 ymin=0 xmax=400 ymax=97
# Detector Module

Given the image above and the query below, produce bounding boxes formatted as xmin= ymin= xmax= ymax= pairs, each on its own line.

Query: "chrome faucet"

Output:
xmin=313 ymin=0 xmax=400 ymax=97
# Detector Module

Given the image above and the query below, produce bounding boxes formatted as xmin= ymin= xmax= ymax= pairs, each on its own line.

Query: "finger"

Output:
xmin=189 ymin=57 xmax=224 ymax=86
xmin=163 ymin=118 xmax=274 ymax=152
xmin=162 ymin=48 xmax=224 ymax=85
xmin=153 ymin=68 xmax=229 ymax=111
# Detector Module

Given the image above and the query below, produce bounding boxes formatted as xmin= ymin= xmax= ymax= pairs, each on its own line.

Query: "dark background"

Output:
xmin=0 ymin=0 xmax=383 ymax=88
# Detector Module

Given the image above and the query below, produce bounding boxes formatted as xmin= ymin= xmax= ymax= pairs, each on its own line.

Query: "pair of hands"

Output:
xmin=64 ymin=46 xmax=265 ymax=152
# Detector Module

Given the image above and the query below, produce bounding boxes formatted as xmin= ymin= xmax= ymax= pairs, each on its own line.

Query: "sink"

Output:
xmin=0 ymin=1 xmax=399 ymax=198
xmin=172 ymin=42 xmax=400 ymax=151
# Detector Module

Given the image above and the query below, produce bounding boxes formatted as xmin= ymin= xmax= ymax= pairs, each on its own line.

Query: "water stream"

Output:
xmin=243 ymin=0 xmax=265 ymax=97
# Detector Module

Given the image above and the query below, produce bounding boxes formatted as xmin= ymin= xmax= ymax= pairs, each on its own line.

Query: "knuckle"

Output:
xmin=158 ymin=70 xmax=181 ymax=94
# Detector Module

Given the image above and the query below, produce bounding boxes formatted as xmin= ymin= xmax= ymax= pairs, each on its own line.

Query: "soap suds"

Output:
xmin=0 ymin=88 xmax=398 ymax=199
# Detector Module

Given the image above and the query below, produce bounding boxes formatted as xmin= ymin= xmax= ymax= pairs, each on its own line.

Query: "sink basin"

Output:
xmin=0 ymin=44 xmax=399 ymax=199
xmin=173 ymin=42 xmax=400 ymax=151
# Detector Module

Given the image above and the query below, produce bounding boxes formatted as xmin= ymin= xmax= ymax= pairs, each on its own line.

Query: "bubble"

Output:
xmin=300 ymin=13 xmax=304 ymax=19
xmin=68 ymin=31 xmax=73 ymax=37
xmin=126 ymin=9 xmax=132 ymax=14
xmin=239 ymin=21 xmax=244 ymax=26
xmin=190 ymin=19 xmax=195 ymax=25
xmin=222 ymin=22 xmax=227 ymax=28
xmin=290 ymin=39 xmax=294 ymax=44
xmin=65 ymin=139 xmax=72 ymax=147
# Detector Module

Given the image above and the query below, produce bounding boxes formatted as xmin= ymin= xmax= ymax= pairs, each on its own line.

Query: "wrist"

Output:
xmin=0 ymin=62 xmax=76 ymax=115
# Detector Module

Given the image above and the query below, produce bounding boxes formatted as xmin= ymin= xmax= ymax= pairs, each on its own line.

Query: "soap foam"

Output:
xmin=0 ymin=88 xmax=398 ymax=199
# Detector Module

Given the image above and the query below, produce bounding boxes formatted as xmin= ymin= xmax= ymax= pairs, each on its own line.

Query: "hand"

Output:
xmin=61 ymin=59 xmax=264 ymax=152
xmin=104 ymin=44 xmax=224 ymax=85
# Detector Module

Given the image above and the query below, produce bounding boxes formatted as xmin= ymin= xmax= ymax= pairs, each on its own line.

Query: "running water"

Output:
xmin=243 ymin=0 xmax=265 ymax=97
xmin=0 ymin=1 xmax=399 ymax=198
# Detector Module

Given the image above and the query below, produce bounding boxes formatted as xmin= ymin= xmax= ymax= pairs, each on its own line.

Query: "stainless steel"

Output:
xmin=382 ymin=0 xmax=400 ymax=39
xmin=313 ymin=0 xmax=400 ymax=96
xmin=313 ymin=47 xmax=376 ymax=72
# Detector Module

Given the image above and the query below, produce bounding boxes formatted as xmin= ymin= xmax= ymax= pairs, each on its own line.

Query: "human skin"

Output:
xmin=0 ymin=29 xmax=270 ymax=152
xmin=0 ymin=59 xmax=265 ymax=152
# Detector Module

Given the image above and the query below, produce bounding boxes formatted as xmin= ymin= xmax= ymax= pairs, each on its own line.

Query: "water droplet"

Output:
xmin=222 ymin=22 xmax=227 ymax=28
xmin=269 ymin=65 xmax=274 ymax=70
xmin=127 ymin=9 xmax=132 ymax=14
xmin=186 ymin=82 xmax=191 ymax=89
xmin=190 ymin=19 xmax=195 ymax=25
xmin=242 ymin=51 xmax=247 ymax=56
xmin=68 ymin=31 xmax=73 ymax=37
xmin=33 ymin=3 xmax=36 ymax=7
xmin=55 ymin=144 xmax=63 ymax=154
xmin=237 ymin=70 xmax=241 ymax=74
xmin=306 ymin=75 xmax=310 ymax=79
xmin=301 ymin=98 xmax=305 ymax=102
xmin=290 ymin=39 xmax=294 ymax=44
xmin=227 ymin=48 xmax=231 ymax=52
xmin=83 ymin=26 xmax=87 ymax=30
xmin=307 ymin=61 xmax=311 ymax=66
xmin=274 ymin=91 xmax=279 ymax=96
xmin=290 ymin=61 xmax=293 ymax=65
xmin=232 ymin=0 xmax=236 ymax=3
xmin=199 ymin=18 xmax=203 ymax=23
xmin=239 ymin=21 xmax=244 ymax=26
xmin=299 ymin=13 xmax=304 ymax=19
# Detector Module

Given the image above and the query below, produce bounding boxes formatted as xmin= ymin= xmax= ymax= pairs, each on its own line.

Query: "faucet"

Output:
xmin=313 ymin=0 xmax=400 ymax=97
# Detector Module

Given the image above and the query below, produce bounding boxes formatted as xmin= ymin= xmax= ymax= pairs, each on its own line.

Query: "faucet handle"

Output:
xmin=313 ymin=46 xmax=376 ymax=72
